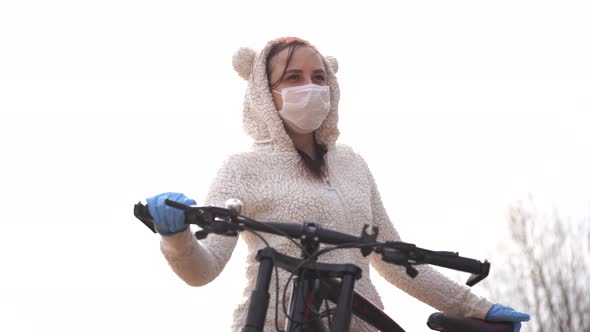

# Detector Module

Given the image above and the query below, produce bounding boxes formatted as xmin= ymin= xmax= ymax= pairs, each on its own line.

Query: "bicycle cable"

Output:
xmin=237 ymin=215 xmax=307 ymax=254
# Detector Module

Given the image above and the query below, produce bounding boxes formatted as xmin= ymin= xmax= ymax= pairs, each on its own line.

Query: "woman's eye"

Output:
xmin=286 ymin=75 xmax=299 ymax=81
xmin=314 ymin=75 xmax=325 ymax=81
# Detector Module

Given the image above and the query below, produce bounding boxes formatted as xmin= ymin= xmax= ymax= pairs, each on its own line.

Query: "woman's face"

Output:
xmin=269 ymin=46 xmax=327 ymax=111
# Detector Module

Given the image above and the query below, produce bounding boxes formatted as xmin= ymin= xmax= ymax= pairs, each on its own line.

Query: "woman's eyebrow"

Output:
xmin=285 ymin=69 xmax=303 ymax=74
xmin=283 ymin=69 xmax=325 ymax=74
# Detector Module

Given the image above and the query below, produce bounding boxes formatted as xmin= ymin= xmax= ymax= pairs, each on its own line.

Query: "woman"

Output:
xmin=146 ymin=37 xmax=529 ymax=331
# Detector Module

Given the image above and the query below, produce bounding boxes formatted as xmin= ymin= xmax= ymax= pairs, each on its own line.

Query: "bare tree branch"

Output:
xmin=485 ymin=198 xmax=590 ymax=332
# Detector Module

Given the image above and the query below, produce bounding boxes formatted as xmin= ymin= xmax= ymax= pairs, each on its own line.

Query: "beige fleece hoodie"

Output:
xmin=159 ymin=39 xmax=493 ymax=331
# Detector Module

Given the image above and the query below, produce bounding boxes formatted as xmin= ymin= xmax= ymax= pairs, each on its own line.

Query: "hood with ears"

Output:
xmin=232 ymin=38 xmax=340 ymax=152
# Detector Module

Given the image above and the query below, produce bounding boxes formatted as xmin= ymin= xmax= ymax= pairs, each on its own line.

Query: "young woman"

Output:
xmin=146 ymin=37 xmax=529 ymax=331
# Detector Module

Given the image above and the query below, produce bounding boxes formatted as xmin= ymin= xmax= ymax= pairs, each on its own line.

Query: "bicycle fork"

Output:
xmin=241 ymin=247 xmax=360 ymax=332
xmin=241 ymin=254 xmax=274 ymax=332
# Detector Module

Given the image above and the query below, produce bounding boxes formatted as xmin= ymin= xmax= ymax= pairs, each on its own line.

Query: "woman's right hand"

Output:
xmin=146 ymin=192 xmax=197 ymax=236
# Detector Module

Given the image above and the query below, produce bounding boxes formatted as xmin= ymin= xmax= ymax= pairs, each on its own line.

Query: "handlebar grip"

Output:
xmin=133 ymin=202 xmax=157 ymax=233
xmin=427 ymin=253 xmax=485 ymax=275
xmin=427 ymin=313 xmax=512 ymax=332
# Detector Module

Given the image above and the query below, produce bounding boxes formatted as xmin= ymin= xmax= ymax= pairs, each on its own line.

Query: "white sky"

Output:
xmin=1 ymin=1 xmax=589 ymax=331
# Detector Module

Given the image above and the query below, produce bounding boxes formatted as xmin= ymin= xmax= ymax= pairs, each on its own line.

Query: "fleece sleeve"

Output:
xmin=363 ymin=161 xmax=493 ymax=319
xmin=158 ymin=157 xmax=248 ymax=287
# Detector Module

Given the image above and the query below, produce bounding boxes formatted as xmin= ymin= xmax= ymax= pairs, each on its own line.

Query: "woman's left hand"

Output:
xmin=485 ymin=303 xmax=530 ymax=332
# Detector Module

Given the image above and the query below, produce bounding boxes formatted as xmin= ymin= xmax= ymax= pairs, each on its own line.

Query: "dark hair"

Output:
xmin=295 ymin=143 xmax=327 ymax=179
xmin=266 ymin=37 xmax=311 ymax=89
xmin=266 ymin=37 xmax=327 ymax=180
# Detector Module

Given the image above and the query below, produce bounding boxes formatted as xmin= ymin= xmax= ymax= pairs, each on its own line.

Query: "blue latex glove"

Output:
xmin=146 ymin=192 xmax=196 ymax=236
xmin=485 ymin=303 xmax=530 ymax=332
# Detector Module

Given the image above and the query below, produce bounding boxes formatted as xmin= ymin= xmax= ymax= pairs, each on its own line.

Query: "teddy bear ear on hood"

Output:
xmin=232 ymin=47 xmax=257 ymax=80
xmin=325 ymin=56 xmax=338 ymax=74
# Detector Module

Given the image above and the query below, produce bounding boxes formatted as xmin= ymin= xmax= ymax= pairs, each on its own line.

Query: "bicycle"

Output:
xmin=134 ymin=198 xmax=513 ymax=332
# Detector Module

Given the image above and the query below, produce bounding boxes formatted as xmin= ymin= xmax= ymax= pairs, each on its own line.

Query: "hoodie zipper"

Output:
xmin=323 ymin=153 xmax=354 ymax=233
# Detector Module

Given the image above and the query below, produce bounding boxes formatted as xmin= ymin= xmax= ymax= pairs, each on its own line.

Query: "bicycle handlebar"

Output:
xmin=133 ymin=199 xmax=513 ymax=332
xmin=133 ymin=199 xmax=489 ymax=286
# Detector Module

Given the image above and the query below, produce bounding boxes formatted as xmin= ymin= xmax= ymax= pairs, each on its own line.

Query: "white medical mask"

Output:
xmin=274 ymin=84 xmax=331 ymax=134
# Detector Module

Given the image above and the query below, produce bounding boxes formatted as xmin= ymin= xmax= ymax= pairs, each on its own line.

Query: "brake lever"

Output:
xmin=466 ymin=261 xmax=490 ymax=286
